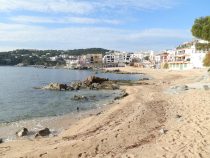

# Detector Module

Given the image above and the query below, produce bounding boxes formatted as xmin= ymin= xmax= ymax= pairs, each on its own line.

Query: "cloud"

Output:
xmin=93 ymin=0 xmax=176 ymax=10
xmin=9 ymin=16 xmax=121 ymax=25
xmin=0 ymin=0 xmax=177 ymax=15
xmin=0 ymin=23 xmax=191 ymax=51
xmin=0 ymin=0 xmax=93 ymax=14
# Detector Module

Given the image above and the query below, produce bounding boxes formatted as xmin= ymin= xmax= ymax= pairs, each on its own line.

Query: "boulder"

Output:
xmin=203 ymin=85 xmax=209 ymax=91
xmin=70 ymin=82 xmax=81 ymax=90
xmin=35 ymin=128 xmax=51 ymax=137
xmin=72 ymin=95 xmax=88 ymax=101
xmin=84 ymin=76 xmax=109 ymax=86
xmin=42 ymin=83 xmax=71 ymax=91
xmin=16 ymin=127 xmax=28 ymax=137
xmin=100 ymin=81 xmax=119 ymax=90
xmin=89 ymin=83 xmax=101 ymax=90
xmin=42 ymin=83 xmax=60 ymax=90
xmin=159 ymin=128 xmax=168 ymax=134
xmin=0 ymin=138 xmax=3 ymax=144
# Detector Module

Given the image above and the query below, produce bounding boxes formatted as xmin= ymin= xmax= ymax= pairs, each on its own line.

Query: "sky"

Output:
xmin=0 ymin=0 xmax=209 ymax=52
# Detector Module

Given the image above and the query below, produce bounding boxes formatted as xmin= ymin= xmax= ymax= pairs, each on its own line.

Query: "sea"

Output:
xmin=0 ymin=66 xmax=143 ymax=141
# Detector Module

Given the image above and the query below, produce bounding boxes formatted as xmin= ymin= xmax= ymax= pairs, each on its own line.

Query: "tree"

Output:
xmin=191 ymin=16 xmax=210 ymax=42
xmin=203 ymin=53 xmax=210 ymax=67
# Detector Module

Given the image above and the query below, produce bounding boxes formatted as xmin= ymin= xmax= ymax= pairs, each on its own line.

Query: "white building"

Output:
xmin=49 ymin=56 xmax=58 ymax=61
xmin=65 ymin=56 xmax=79 ymax=68
xmin=103 ymin=51 xmax=134 ymax=67
xmin=168 ymin=39 xmax=208 ymax=70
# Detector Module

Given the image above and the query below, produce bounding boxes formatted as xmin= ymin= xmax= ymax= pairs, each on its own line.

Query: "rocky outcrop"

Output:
xmin=83 ymin=76 xmax=109 ymax=86
xmin=42 ymin=83 xmax=61 ymax=90
xmin=40 ymin=76 xmax=120 ymax=91
xmin=114 ymin=90 xmax=128 ymax=100
xmin=16 ymin=127 xmax=28 ymax=137
xmin=72 ymin=95 xmax=88 ymax=101
xmin=35 ymin=128 xmax=51 ymax=137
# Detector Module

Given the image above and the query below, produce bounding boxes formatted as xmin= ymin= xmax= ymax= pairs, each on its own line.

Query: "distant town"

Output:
xmin=0 ymin=39 xmax=209 ymax=70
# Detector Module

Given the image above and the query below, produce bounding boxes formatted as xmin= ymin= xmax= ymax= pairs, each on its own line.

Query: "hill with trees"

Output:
xmin=0 ymin=48 xmax=109 ymax=66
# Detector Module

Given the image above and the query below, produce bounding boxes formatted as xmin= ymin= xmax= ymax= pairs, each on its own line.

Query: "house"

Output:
xmin=49 ymin=56 xmax=58 ymax=61
xmin=86 ymin=54 xmax=102 ymax=65
xmin=65 ymin=56 xmax=79 ymax=68
xmin=103 ymin=51 xmax=135 ymax=67
xmin=168 ymin=39 xmax=209 ymax=70
xmin=103 ymin=51 xmax=126 ymax=67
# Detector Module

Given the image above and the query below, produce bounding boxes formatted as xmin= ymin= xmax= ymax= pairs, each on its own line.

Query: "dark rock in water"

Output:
xmin=84 ymin=76 xmax=109 ymax=86
xmin=35 ymin=128 xmax=51 ymax=137
xmin=114 ymin=90 xmax=128 ymax=100
xmin=139 ymin=77 xmax=149 ymax=81
xmin=70 ymin=82 xmax=81 ymax=90
xmin=0 ymin=138 xmax=3 ymax=144
xmin=100 ymin=81 xmax=119 ymax=90
xmin=89 ymin=83 xmax=101 ymax=90
xmin=72 ymin=95 xmax=88 ymax=101
xmin=59 ymin=84 xmax=68 ymax=91
xmin=16 ymin=127 xmax=29 ymax=137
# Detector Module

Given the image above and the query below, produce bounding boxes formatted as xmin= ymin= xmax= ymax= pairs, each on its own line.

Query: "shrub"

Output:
xmin=163 ymin=63 xmax=169 ymax=69
xmin=203 ymin=53 xmax=210 ymax=67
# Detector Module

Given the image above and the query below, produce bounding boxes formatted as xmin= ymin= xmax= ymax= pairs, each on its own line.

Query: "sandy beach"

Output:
xmin=1 ymin=67 xmax=210 ymax=158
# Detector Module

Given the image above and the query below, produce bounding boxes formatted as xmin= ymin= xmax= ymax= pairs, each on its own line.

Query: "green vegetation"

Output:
xmin=203 ymin=53 xmax=210 ymax=67
xmin=163 ymin=63 xmax=169 ymax=69
xmin=0 ymin=48 xmax=108 ymax=66
xmin=191 ymin=16 xmax=210 ymax=42
xmin=196 ymin=43 xmax=210 ymax=51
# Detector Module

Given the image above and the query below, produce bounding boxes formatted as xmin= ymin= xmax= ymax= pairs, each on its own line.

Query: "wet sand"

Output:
xmin=1 ymin=67 xmax=210 ymax=158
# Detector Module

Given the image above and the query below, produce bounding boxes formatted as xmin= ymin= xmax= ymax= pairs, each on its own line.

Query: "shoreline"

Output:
xmin=0 ymin=88 xmax=126 ymax=142
xmin=1 ymin=67 xmax=210 ymax=158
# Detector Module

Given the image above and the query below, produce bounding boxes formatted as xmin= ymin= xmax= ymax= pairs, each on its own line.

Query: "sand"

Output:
xmin=0 ymin=67 xmax=210 ymax=158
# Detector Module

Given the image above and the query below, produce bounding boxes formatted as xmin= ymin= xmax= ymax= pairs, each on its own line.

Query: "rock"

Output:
xmin=159 ymin=128 xmax=168 ymax=134
xmin=16 ymin=127 xmax=28 ymax=137
xmin=59 ymin=84 xmax=68 ymax=91
xmin=0 ymin=138 xmax=3 ymax=144
xmin=72 ymin=95 xmax=88 ymax=101
xmin=139 ymin=77 xmax=149 ymax=81
xmin=172 ymin=85 xmax=189 ymax=91
xmin=89 ymin=83 xmax=101 ymax=90
xmin=114 ymin=91 xmax=128 ymax=100
xmin=176 ymin=115 xmax=182 ymax=118
xmin=100 ymin=81 xmax=119 ymax=90
xmin=203 ymin=85 xmax=209 ymax=91
xmin=35 ymin=128 xmax=51 ymax=137
xmin=70 ymin=82 xmax=81 ymax=90
xmin=42 ymin=83 xmax=71 ymax=91
xmin=84 ymin=76 xmax=109 ymax=86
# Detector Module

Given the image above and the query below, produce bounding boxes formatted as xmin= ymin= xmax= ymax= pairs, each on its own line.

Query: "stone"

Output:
xmin=0 ymin=138 xmax=3 ymax=144
xmin=84 ymin=76 xmax=109 ymax=86
xmin=176 ymin=115 xmax=182 ymax=118
xmin=72 ymin=95 xmax=88 ymax=101
xmin=159 ymin=128 xmax=168 ymax=134
xmin=173 ymin=85 xmax=189 ymax=91
xmin=35 ymin=128 xmax=51 ymax=137
xmin=59 ymin=84 xmax=68 ymax=91
xmin=16 ymin=127 xmax=28 ymax=137
xmin=42 ymin=83 xmax=70 ymax=91
xmin=203 ymin=85 xmax=209 ymax=91
xmin=140 ymin=77 xmax=150 ymax=81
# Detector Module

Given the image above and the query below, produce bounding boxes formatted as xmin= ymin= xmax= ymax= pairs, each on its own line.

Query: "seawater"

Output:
xmin=0 ymin=66 xmax=143 ymax=140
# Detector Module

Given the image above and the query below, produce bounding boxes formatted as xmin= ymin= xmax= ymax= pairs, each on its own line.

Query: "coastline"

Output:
xmin=0 ymin=88 xmax=125 ymax=142
xmin=1 ymin=67 xmax=210 ymax=158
